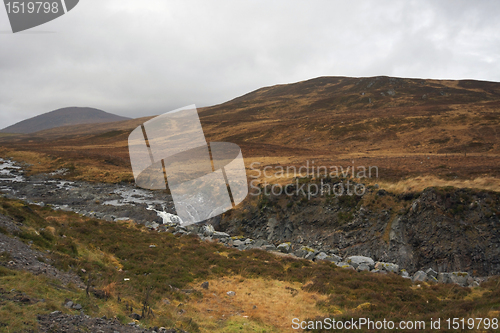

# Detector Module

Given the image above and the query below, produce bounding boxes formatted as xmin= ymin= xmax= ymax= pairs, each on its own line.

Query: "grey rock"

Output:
xmin=253 ymin=239 xmax=268 ymax=247
xmin=357 ymin=264 xmax=370 ymax=272
xmin=326 ymin=254 xmax=342 ymax=263
xmin=374 ymin=262 xmax=399 ymax=273
xmin=425 ymin=268 xmax=438 ymax=278
xmin=437 ymin=273 xmax=451 ymax=284
xmin=233 ymin=239 xmax=245 ymax=247
xmin=412 ymin=270 xmax=427 ymax=282
xmin=314 ymin=252 xmax=328 ymax=261
xmin=226 ymin=291 xmax=236 ymax=296
xmin=293 ymin=249 xmax=309 ymax=258
xmin=427 ymin=276 xmax=438 ymax=283
xmin=277 ymin=242 xmax=292 ymax=253
xmin=305 ymin=252 xmax=317 ymax=260
xmin=129 ymin=313 xmax=141 ymax=320
xmin=372 ymin=269 xmax=387 ymax=274
xmin=267 ymin=218 xmax=278 ymax=241
xmin=212 ymin=231 xmax=230 ymax=239
xmin=145 ymin=221 xmax=159 ymax=229
xmin=295 ymin=246 xmax=318 ymax=259
xmin=72 ymin=303 xmax=82 ymax=310
xmin=401 ymin=270 xmax=410 ymax=279
xmin=346 ymin=256 xmax=375 ymax=269
xmin=201 ymin=281 xmax=209 ymax=290
xmin=262 ymin=244 xmax=276 ymax=251
xmin=200 ymin=224 xmax=215 ymax=237
xmin=389 ymin=217 xmax=403 ymax=243
xmin=64 ymin=300 xmax=73 ymax=308
xmin=449 ymin=272 xmax=469 ymax=287
xmin=336 ymin=262 xmax=355 ymax=270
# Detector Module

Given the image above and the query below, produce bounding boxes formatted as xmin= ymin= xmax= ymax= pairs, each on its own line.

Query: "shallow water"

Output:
xmin=0 ymin=159 xmax=179 ymax=225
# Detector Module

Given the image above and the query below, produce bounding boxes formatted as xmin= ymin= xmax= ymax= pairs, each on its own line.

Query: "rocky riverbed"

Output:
xmin=0 ymin=158 xmax=176 ymax=225
xmin=0 ymin=158 xmax=496 ymax=288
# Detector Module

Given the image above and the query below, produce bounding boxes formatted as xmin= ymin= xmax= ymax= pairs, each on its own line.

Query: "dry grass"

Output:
xmin=0 ymin=147 xmax=134 ymax=183
xmin=376 ymin=175 xmax=500 ymax=193
xmin=185 ymin=276 xmax=329 ymax=332
xmin=1 ymin=77 xmax=500 ymax=188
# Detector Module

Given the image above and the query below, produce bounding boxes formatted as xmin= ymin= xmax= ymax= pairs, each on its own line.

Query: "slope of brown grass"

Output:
xmin=0 ymin=76 xmax=499 ymax=191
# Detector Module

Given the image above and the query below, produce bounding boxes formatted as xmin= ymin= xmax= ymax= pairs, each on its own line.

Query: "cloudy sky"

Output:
xmin=1 ymin=0 xmax=499 ymax=128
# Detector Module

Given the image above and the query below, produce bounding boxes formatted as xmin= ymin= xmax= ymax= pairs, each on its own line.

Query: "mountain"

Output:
xmin=199 ymin=76 xmax=500 ymax=157
xmin=0 ymin=107 xmax=131 ymax=134
xmin=1 ymin=76 xmax=500 ymax=188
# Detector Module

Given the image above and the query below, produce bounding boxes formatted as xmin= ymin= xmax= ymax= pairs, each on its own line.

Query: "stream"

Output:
xmin=0 ymin=158 xmax=180 ymax=226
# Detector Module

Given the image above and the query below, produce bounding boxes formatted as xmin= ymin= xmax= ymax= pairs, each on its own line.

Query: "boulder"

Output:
xmin=262 ymin=244 xmax=276 ymax=251
xmin=145 ymin=221 xmax=160 ymax=229
xmin=449 ymin=272 xmax=469 ymax=287
xmin=253 ymin=239 xmax=268 ymax=247
xmin=372 ymin=269 xmax=387 ymax=274
xmin=327 ymin=254 xmax=342 ymax=263
xmin=277 ymin=242 xmax=292 ymax=253
xmin=412 ymin=270 xmax=427 ymax=282
xmin=314 ymin=252 xmax=328 ymax=261
xmin=346 ymin=256 xmax=375 ymax=269
xmin=357 ymin=264 xmax=370 ymax=272
xmin=336 ymin=262 xmax=355 ymax=270
xmin=129 ymin=313 xmax=141 ymax=320
xmin=427 ymin=276 xmax=438 ymax=283
xmin=233 ymin=239 xmax=245 ymax=247
xmin=212 ymin=231 xmax=230 ymax=239
xmin=305 ymin=252 xmax=317 ymax=260
xmin=437 ymin=273 xmax=451 ymax=284
xmin=200 ymin=224 xmax=215 ymax=237
xmin=295 ymin=246 xmax=317 ymax=259
xmin=374 ymin=262 xmax=399 ymax=273
xmin=425 ymin=268 xmax=438 ymax=279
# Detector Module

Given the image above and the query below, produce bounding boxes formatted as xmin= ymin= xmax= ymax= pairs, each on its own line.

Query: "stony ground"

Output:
xmin=0 ymin=213 xmax=186 ymax=333
xmin=36 ymin=311 xmax=182 ymax=333
xmin=0 ymin=214 xmax=85 ymax=288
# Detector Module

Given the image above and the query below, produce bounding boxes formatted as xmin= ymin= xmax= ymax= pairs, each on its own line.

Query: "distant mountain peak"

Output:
xmin=0 ymin=107 xmax=131 ymax=134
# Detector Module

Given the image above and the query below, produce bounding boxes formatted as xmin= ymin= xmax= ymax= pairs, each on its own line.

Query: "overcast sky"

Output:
xmin=1 ymin=0 xmax=499 ymax=128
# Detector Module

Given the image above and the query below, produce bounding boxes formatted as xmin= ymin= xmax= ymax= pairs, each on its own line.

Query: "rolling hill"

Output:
xmin=0 ymin=107 xmax=131 ymax=134
xmin=1 ymin=76 xmax=500 ymax=190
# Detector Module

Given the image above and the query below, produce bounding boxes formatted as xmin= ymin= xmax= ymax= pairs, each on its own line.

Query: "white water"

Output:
xmin=0 ymin=158 xmax=183 ymax=225
xmin=146 ymin=205 xmax=183 ymax=225
xmin=102 ymin=188 xmax=165 ymax=206
xmin=0 ymin=158 xmax=25 ymax=183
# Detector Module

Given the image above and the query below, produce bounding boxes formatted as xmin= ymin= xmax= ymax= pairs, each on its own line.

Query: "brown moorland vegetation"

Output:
xmin=1 ymin=76 xmax=500 ymax=192
xmin=1 ymin=197 xmax=500 ymax=332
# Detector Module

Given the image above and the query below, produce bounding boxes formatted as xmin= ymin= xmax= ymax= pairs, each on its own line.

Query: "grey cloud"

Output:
xmin=0 ymin=0 xmax=499 ymax=128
